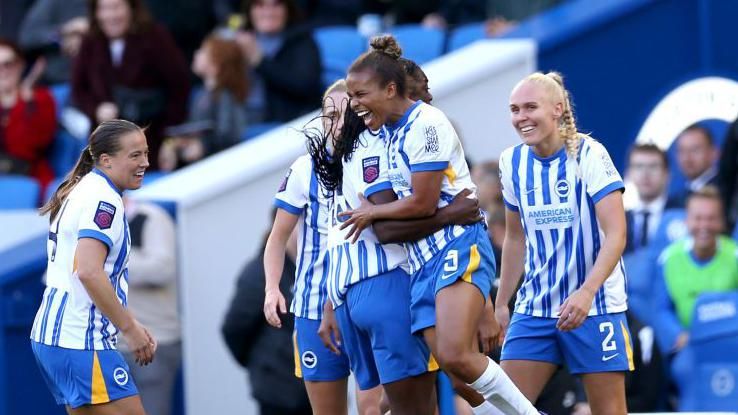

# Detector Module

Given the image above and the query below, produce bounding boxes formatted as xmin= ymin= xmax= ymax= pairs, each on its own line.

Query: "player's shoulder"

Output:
xmin=580 ymin=134 xmax=609 ymax=156
xmin=499 ymin=143 xmax=525 ymax=165
xmin=290 ymin=154 xmax=314 ymax=176
xmin=415 ymin=102 xmax=449 ymax=125
xmin=75 ymin=172 xmax=123 ymax=207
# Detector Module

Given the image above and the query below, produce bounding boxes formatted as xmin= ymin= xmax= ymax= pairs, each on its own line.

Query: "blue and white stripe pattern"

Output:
xmin=327 ymin=132 xmax=409 ymax=307
xmin=383 ymin=101 xmax=477 ymax=274
xmin=31 ymin=169 xmax=131 ymax=349
xmin=274 ymin=155 xmax=331 ymax=320
xmin=499 ymin=137 xmax=628 ymax=318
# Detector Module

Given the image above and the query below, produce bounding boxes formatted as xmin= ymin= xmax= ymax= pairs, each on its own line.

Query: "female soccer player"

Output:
xmin=30 ymin=119 xmax=155 ymax=414
xmin=339 ymin=36 xmax=538 ymax=415
xmin=308 ymin=70 xmax=485 ymax=413
xmin=495 ymin=72 xmax=631 ymax=415
xmin=263 ymin=80 xmax=378 ymax=415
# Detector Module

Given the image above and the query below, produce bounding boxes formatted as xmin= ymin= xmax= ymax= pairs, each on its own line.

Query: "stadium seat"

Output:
xmin=650 ymin=208 xmax=687 ymax=254
xmin=622 ymin=250 xmax=656 ymax=325
xmin=448 ymin=22 xmax=486 ymax=51
xmin=43 ymin=177 xmax=65 ymax=203
xmin=49 ymin=83 xmax=70 ymax=119
xmin=0 ymin=176 xmax=41 ymax=209
xmin=390 ymin=25 xmax=445 ymax=64
xmin=142 ymin=171 xmax=167 ymax=186
xmin=679 ymin=291 xmax=738 ymax=411
xmin=314 ymin=26 xmax=366 ymax=88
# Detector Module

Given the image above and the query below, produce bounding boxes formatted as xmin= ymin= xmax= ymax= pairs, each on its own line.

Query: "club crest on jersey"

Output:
xmin=94 ymin=201 xmax=116 ymax=229
xmin=278 ymin=169 xmax=292 ymax=192
xmin=555 ymin=179 xmax=571 ymax=198
xmin=113 ymin=367 xmax=129 ymax=386
xmin=362 ymin=156 xmax=380 ymax=183
xmin=301 ymin=351 xmax=317 ymax=369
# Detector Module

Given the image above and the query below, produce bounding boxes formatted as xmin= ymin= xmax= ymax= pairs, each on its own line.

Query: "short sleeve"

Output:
xmin=274 ymin=157 xmax=310 ymax=215
xmin=362 ymin=139 xmax=393 ymax=198
xmin=581 ymin=139 xmax=624 ymax=204
xmin=499 ymin=148 xmax=519 ymax=211
xmin=78 ymin=195 xmax=124 ymax=251
xmin=404 ymin=111 xmax=454 ymax=173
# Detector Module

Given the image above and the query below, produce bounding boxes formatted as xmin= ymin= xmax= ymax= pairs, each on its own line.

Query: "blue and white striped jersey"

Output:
xmin=274 ymin=155 xmax=330 ymax=320
xmin=384 ymin=101 xmax=476 ymax=274
xmin=31 ymin=169 xmax=130 ymax=350
xmin=499 ymin=137 xmax=628 ymax=318
xmin=327 ymin=132 xmax=409 ymax=307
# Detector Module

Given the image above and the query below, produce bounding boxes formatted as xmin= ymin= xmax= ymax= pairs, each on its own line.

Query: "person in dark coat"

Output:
xmin=221 ymin=238 xmax=311 ymax=415
xmin=236 ymin=0 xmax=322 ymax=124
xmin=71 ymin=0 xmax=190 ymax=170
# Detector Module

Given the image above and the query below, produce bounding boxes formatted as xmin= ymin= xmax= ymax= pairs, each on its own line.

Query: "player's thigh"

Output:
xmin=305 ymin=378 xmax=349 ymax=415
xmin=382 ymin=371 xmax=437 ymax=415
xmin=67 ymin=395 xmax=146 ymax=415
xmin=356 ymin=385 xmax=383 ymax=415
xmin=500 ymin=359 xmax=558 ymax=402
xmin=580 ymin=372 xmax=627 ymax=415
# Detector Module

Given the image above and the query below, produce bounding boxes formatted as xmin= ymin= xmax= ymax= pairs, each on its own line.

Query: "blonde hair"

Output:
xmin=323 ymin=79 xmax=347 ymax=101
xmin=518 ymin=71 xmax=580 ymax=160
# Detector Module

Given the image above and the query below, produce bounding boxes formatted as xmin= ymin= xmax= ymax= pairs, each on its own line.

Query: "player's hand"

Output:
xmin=556 ymin=287 xmax=595 ymax=331
xmin=263 ymin=287 xmax=287 ymax=328
xmin=339 ymin=193 xmax=374 ymax=243
xmin=477 ymin=299 xmax=499 ymax=354
xmin=123 ymin=320 xmax=156 ymax=366
xmin=443 ymin=189 xmax=482 ymax=226
xmin=317 ymin=305 xmax=342 ymax=355
xmin=494 ymin=303 xmax=510 ymax=347
xmin=20 ymin=57 xmax=46 ymax=102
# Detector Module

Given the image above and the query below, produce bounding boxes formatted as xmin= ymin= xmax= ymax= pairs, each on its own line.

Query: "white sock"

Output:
xmin=471 ymin=401 xmax=502 ymax=415
xmin=467 ymin=357 xmax=538 ymax=415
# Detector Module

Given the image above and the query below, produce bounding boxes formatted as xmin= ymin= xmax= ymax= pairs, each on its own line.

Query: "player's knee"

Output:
xmin=435 ymin=345 xmax=475 ymax=377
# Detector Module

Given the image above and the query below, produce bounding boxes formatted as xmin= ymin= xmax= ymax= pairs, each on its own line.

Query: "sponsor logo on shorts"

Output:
xmin=113 ymin=367 xmax=129 ymax=386
xmin=301 ymin=351 xmax=317 ymax=369
xmin=601 ymin=353 xmax=619 ymax=362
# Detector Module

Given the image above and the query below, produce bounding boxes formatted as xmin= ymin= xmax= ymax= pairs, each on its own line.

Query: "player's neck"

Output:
xmin=531 ymin=137 xmax=564 ymax=159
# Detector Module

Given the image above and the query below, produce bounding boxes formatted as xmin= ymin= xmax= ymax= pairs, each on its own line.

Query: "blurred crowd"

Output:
xmin=1 ymin=0 xmax=560 ymax=201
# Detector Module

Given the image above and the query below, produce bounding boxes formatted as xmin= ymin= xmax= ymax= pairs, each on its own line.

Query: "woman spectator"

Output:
xmin=71 ymin=0 xmax=190 ymax=170
xmin=237 ymin=0 xmax=322 ymax=124
xmin=0 ymin=39 xmax=57 ymax=189
xmin=159 ymin=34 xmax=248 ymax=171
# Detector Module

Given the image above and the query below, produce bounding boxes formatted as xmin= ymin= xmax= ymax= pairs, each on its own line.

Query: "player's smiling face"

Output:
xmin=347 ymin=69 xmax=390 ymax=131
xmin=101 ymin=130 xmax=149 ymax=191
xmin=509 ymin=81 xmax=563 ymax=149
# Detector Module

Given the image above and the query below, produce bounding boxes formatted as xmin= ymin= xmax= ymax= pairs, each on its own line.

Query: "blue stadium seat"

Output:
xmin=448 ymin=23 xmax=486 ymax=51
xmin=43 ymin=177 xmax=65 ymax=203
xmin=680 ymin=291 xmax=738 ymax=411
xmin=49 ymin=83 xmax=70 ymax=118
xmin=48 ymin=83 xmax=84 ymax=177
xmin=314 ymin=26 xmax=366 ymax=88
xmin=650 ymin=208 xmax=687 ymax=254
xmin=0 ymin=176 xmax=41 ymax=209
xmin=142 ymin=171 xmax=167 ymax=186
xmin=390 ymin=25 xmax=445 ymax=64
xmin=622 ymin=250 xmax=656 ymax=325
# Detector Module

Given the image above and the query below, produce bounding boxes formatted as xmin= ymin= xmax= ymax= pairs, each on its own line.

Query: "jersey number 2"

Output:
xmin=599 ymin=322 xmax=616 ymax=352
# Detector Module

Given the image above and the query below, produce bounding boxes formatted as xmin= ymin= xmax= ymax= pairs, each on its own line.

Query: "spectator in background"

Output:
xmin=624 ymin=144 xmax=678 ymax=254
xmin=71 ymin=0 xmax=190 ymax=170
xmin=422 ymin=0 xmax=561 ymax=36
xmin=0 ymin=39 xmax=56 ymax=189
xmin=471 ymin=160 xmax=502 ymax=214
xmin=0 ymin=0 xmax=34 ymax=42
xmin=222 ymin=218 xmax=312 ymax=415
xmin=145 ymin=0 xmax=217 ymax=66
xmin=652 ymin=186 xmax=738 ymax=398
xmin=671 ymin=124 xmax=718 ymax=207
xmin=18 ymin=0 xmax=88 ymax=85
xmin=159 ymin=34 xmax=247 ymax=171
xmin=119 ymin=198 xmax=181 ymax=415
xmin=236 ymin=0 xmax=322 ymax=124
xmin=718 ymin=116 xmax=738 ymax=231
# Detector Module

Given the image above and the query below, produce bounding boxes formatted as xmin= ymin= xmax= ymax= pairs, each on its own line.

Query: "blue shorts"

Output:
xmin=293 ymin=316 xmax=350 ymax=382
xmin=31 ymin=341 xmax=139 ymax=408
xmin=501 ymin=312 xmax=635 ymax=374
xmin=410 ymin=223 xmax=494 ymax=333
xmin=335 ymin=268 xmax=436 ymax=390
